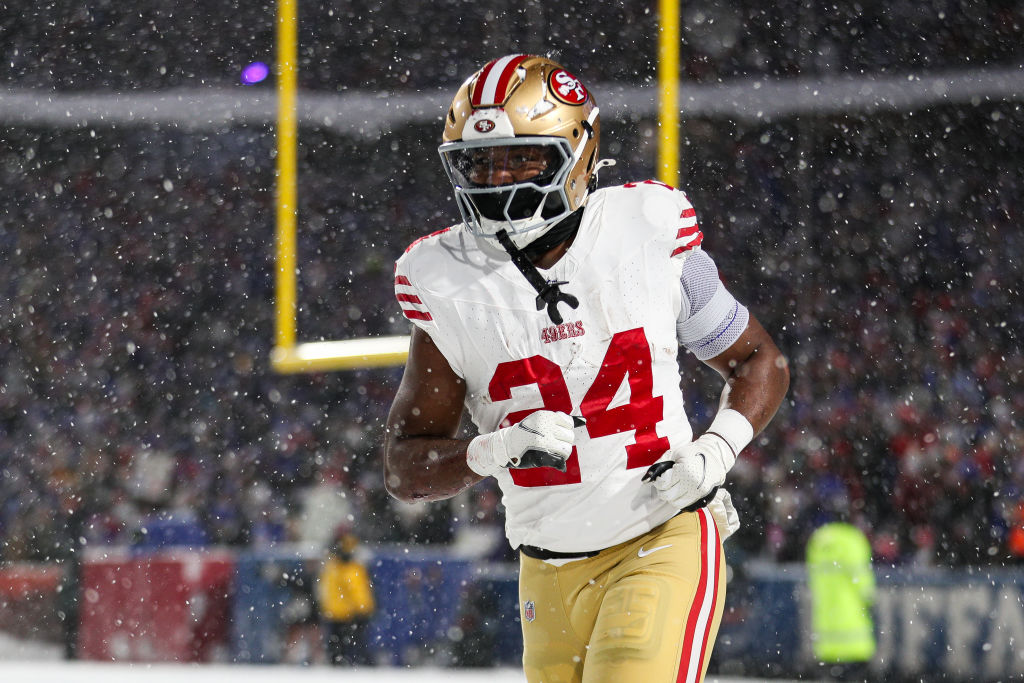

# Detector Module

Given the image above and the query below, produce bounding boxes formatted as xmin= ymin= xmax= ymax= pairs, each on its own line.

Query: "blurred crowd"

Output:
xmin=1 ymin=98 xmax=1021 ymax=571
xmin=0 ymin=121 xmax=471 ymax=568
xmin=0 ymin=0 xmax=1023 ymax=575
xmin=683 ymin=106 xmax=1024 ymax=566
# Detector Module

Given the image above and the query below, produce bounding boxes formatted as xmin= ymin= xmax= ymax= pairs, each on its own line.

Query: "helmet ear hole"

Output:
xmin=448 ymin=108 xmax=456 ymax=125
xmin=572 ymin=128 xmax=579 ymax=138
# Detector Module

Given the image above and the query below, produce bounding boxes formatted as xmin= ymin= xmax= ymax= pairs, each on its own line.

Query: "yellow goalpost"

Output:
xmin=658 ymin=0 xmax=681 ymax=188
xmin=269 ymin=0 xmax=410 ymax=373
xmin=270 ymin=0 xmax=680 ymax=373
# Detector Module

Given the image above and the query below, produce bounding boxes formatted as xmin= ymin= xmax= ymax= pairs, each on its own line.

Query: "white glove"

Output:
xmin=645 ymin=432 xmax=736 ymax=511
xmin=706 ymin=488 xmax=741 ymax=541
xmin=466 ymin=410 xmax=575 ymax=477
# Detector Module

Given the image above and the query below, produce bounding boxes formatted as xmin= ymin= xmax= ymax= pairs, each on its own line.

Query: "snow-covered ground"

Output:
xmin=0 ymin=634 xmax=802 ymax=682
xmin=0 ymin=662 xmax=810 ymax=683
xmin=0 ymin=661 xmax=520 ymax=683
xmin=0 ymin=633 xmax=63 ymax=660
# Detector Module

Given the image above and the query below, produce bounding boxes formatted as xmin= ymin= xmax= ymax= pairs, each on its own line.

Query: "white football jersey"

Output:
xmin=394 ymin=181 xmax=723 ymax=553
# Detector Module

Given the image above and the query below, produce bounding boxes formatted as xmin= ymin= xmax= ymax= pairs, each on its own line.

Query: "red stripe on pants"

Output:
xmin=677 ymin=509 xmax=715 ymax=683
xmin=694 ymin=512 xmax=721 ymax=679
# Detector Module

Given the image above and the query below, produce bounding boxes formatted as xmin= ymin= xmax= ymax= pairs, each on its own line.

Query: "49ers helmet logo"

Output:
xmin=548 ymin=68 xmax=588 ymax=105
xmin=474 ymin=118 xmax=496 ymax=133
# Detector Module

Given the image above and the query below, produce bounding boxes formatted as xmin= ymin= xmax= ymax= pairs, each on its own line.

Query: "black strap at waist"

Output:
xmin=519 ymin=508 xmax=697 ymax=562
xmin=520 ymin=544 xmax=601 ymax=561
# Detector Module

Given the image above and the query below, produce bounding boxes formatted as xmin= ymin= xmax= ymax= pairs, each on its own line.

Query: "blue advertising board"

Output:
xmin=228 ymin=546 xmax=1024 ymax=680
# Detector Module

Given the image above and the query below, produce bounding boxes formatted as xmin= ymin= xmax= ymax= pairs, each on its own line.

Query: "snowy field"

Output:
xmin=0 ymin=661 xmax=802 ymax=683
xmin=0 ymin=662 xmax=523 ymax=683
xmin=0 ymin=634 xmax=802 ymax=682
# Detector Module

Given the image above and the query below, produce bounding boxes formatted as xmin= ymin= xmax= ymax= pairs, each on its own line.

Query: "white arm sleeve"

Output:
xmin=676 ymin=250 xmax=749 ymax=361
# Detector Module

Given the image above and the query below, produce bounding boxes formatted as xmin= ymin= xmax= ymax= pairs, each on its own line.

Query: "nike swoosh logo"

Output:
xmin=638 ymin=544 xmax=672 ymax=558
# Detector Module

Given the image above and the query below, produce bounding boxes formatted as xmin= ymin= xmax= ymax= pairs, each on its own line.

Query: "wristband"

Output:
xmin=466 ymin=432 xmax=500 ymax=477
xmin=706 ymin=408 xmax=754 ymax=457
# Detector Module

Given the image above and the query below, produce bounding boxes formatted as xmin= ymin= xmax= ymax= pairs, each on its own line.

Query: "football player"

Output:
xmin=384 ymin=54 xmax=789 ymax=682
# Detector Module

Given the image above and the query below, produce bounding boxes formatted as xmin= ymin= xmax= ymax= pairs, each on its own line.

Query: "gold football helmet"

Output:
xmin=439 ymin=55 xmax=601 ymax=251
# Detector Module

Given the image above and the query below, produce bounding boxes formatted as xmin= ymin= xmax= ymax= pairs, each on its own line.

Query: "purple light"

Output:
xmin=241 ymin=62 xmax=270 ymax=85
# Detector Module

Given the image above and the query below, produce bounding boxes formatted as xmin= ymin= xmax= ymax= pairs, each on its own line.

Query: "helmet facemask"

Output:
xmin=439 ymin=136 xmax=579 ymax=251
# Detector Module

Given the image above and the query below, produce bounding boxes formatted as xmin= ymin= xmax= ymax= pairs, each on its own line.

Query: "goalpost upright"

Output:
xmin=269 ymin=0 xmax=411 ymax=374
xmin=268 ymin=0 xmax=681 ymax=373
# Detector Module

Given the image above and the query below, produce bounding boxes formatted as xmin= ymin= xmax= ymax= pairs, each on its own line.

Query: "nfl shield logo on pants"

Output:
xmin=523 ymin=600 xmax=536 ymax=622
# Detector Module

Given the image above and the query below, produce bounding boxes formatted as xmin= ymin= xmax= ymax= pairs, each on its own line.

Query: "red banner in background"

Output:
xmin=78 ymin=550 xmax=234 ymax=662
xmin=0 ymin=564 xmax=63 ymax=642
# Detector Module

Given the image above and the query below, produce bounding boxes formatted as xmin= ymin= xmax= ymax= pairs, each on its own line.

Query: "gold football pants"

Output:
xmin=518 ymin=508 xmax=725 ymax=683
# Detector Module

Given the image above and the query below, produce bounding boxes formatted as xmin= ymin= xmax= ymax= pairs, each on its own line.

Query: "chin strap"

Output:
xmin=494 ymin=228 xmax=579 ymax=325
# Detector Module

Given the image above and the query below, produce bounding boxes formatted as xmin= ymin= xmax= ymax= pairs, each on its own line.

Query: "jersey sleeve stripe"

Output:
xmin=404 ymin=227 xmax=453 ymax=254
xmin=676 ymin=225 xmax=700 ymax=239
xmin=671 ymin=231 xmax=704 ymax=257
xmin=680 ymin=207 xmax=697 ymax=219
xmin=401 ymin=309 xmax=433 ymax=321
xmin=395 ymin=272 xmax=433 ymax=321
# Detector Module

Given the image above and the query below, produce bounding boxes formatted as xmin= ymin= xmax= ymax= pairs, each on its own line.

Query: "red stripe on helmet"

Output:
xmin=470 ymin=59 xmax=499 ymax=106
xmin=489 ymin=55 xmax=528 ymax=106
xmin=471 ymin=55 xmax=527 ymax=106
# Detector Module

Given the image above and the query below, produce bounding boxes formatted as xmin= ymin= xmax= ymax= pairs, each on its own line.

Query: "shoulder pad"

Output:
xmin=612 ymin=180 xmax=704 ymax=258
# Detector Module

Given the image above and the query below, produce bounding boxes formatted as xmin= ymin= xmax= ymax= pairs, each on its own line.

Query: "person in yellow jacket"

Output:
xmin=806 ymin=521 xmax=876 ymax=681
xmin=317 ymin=532 xmax=376 ymax=666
